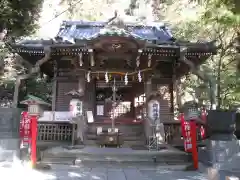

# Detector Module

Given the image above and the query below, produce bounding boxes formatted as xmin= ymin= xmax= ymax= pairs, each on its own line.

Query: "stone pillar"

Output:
xmin=144 ymin=79 xmax=165 ymax=144
xmin=76 ymin=76 xmax=86 ymax=144
xmin=144 ymin=79 xmax=152 ymax=139
xmin=198 ymin=110 xmax=239 ymax=179
xmin=0 ymin=108 xmax=21 ymax=162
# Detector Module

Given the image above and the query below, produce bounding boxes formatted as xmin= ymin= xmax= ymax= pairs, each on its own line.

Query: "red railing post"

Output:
xmin=180 ymin=112 xmax=199 ymax=170
xmin=31 ymin=115 xmax=38 ymax=168
xmin=189 ymin=120 xmax=198 ymax=169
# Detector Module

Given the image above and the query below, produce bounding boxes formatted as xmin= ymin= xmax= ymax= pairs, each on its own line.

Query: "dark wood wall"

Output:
xmin=54 ymin=76 xmax=172 ymax=122
xmin=55 ymin=79 xmax=78 ymax=111
xmin=55 ymin=76 xmax=96 ymax=112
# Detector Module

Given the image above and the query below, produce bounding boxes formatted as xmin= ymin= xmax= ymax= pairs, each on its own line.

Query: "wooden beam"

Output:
xmin=12 ymin=46 xmax=51 ymax=108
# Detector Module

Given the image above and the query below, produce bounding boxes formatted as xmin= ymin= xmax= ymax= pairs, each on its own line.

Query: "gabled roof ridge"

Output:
xmin=61 ymin=20 xmax=166 ymax=28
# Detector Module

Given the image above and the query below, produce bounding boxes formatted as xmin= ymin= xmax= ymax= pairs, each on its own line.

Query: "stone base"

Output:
xmin=0 ymin=138 xmax=20 ymax=162
xmin=199 ymin=136 xmax=240 ymax=180
xmin=199 ymin=135 xmax=239 ymax=166
xmin=207 ymin=167 xmax=240 ymax=180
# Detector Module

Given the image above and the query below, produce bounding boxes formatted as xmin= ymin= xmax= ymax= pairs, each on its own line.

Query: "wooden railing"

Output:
xmin=163 ymin=121 xmax=182 ymax=146
xmin=37 ymin=114 xmax=205 ymax=147
xmin=163 ymin=121 xmax=205 ymax=147
xmin=37 ymin=122 xmax=74 ymax=142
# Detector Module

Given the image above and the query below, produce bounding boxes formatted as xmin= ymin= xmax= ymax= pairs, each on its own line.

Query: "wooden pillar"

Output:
xmin=169 ymin=83 xmax=174 ymax=113
xmin=52 ymin=61 xmax=57 ymax=111
xmin=144 ymin=79 xmax=153 ymax=139
xmin=145 ymin=79 xmax=152 ymax=99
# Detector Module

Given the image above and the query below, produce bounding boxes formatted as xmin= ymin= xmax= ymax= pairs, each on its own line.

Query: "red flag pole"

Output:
xmin=189 ymin=120 xmax=198 ymax=169
xmin=31 ymin=115 xmax=38 ymax=168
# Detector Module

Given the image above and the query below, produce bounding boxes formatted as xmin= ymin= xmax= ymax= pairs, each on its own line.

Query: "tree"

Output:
xmin=0 ymin=0 xmax=47 ymax=107
xmin=0 ymin=0 xmax=44 ymax=38
xmin=150 ymin=0 xmax=240 ymax=109
xmin=197 ymin=0 xmax=240 ymax=73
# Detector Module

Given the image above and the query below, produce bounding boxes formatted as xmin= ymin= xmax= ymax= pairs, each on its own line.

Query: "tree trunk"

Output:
xmin=216 ymin=56 xmax=222 ymax=109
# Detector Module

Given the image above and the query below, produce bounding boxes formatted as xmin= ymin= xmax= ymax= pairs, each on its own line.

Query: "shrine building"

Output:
xmin=12 ymin=18 xmax=216 ymax=148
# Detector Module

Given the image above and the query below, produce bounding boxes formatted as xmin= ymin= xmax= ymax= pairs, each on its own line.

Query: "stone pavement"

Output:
xmin=0 ymin=162 xmax=209 ymax=180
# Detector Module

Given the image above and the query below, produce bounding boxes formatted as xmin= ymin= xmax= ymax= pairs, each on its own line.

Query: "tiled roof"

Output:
xmin=56 ymin=20 xmax=174 ymax=42
xmin=20 ymin=94 xmax=51 ymax=106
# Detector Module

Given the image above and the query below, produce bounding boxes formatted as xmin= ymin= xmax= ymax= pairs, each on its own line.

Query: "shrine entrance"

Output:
xmin=95 ymin=79 xmax=144 ymax=124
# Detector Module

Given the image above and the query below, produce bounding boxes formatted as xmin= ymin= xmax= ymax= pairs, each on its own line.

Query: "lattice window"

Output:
xmin=37 ymin=123 xmax=73 ymax=142
xmin=134 ymin=94 xmax=146 ymax=107
xmin=109 ymin=102 xmax=131 ymax=118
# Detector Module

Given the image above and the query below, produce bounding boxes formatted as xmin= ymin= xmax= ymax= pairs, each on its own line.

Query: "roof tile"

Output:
xmin=56 ymin=21 xmax=174 ymax=41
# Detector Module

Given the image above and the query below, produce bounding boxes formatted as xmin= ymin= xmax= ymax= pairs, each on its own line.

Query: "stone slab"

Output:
xmin=0 ymin=162 xmax=210 ymax=180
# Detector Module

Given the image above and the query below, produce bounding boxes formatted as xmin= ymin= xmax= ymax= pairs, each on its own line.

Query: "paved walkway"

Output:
xmin=0 ymin=162 xmax=208 ymax=180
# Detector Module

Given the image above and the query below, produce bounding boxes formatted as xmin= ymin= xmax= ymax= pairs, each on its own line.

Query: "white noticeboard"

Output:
xmin=96 ymin=105 xmax=104 ymax=116
xmin=70 ymin=99 xmax=83 ymax=117
xmin=86 ymin=111 xmax=94 ymax=123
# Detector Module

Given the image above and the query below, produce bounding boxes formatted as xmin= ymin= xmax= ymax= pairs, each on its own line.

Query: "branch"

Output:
xmin=179 ymin=49 xmax=207 ymax=81
xmin=30 ymin=46 xmax=51 ymax=74
xmin=179 ymin=48 xmax=216 ymax=109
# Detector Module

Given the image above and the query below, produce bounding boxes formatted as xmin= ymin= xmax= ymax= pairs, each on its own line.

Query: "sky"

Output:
xmin=37 ymin=0 xmax=156 ymax=38
xmin=37 ymin=0 xmax=201 ymax=39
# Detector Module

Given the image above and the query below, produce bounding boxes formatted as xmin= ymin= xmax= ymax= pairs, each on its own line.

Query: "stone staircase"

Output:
xmin=40 ymin=146 xmax=191 ymax=165
xmin=84 ymin=121 xmax=146 ymax=148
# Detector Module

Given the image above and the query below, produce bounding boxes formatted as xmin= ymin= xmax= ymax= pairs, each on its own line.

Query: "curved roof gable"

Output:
xmin=56 ymin=20 xmax=174 ymax=42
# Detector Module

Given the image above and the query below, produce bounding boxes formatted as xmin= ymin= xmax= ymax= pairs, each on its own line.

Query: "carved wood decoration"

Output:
xmin=93 ymin=37 xmax=139 ymax=53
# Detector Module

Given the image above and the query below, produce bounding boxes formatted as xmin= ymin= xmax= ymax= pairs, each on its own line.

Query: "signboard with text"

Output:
xmin=184 ymin=123 xmax=193 ymax=152
xmin=180 ymin=113 xmax=192 ymax=152
xmin=20 ymin=111 xmax=31 ymax=144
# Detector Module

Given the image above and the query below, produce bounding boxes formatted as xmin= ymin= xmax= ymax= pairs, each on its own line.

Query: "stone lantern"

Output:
xmin=20 ymin=95 xmax=51 ymax=117
xmin=65 ymin=89 xmax=84 ymax=145
xmin=198 ymin=110 xmax=240 ymax=179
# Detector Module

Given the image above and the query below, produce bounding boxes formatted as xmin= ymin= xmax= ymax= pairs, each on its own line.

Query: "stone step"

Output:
xmin=41 ymin=146 xmax=191 ymax=165
xmin=86 ymin=131 xmax=144 ymax=137
xmin=84 ymin=140 xmax=146 ymax=147
xmin=87 ymin=123 xmax=144 ymax=135
xmin=85 ymin=134 xmax=145 ymax=141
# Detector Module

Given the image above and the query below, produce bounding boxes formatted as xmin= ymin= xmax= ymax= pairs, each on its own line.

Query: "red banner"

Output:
xmin=20 ymin=111 xmax=32 ymax=143
xmin=179 ymin=113 xmax=192 ymax=152
xmin=179 ymin=112 xmax=199 ymax=169
xmin=184 ymin=122 xmax=193 ymax=152
xmin=200 ymin=109 xmax=207 ymax=139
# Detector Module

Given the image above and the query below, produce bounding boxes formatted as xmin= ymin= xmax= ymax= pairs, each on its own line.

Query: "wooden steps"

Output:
xmin=85 ymin=121 xmax=146 ymax=147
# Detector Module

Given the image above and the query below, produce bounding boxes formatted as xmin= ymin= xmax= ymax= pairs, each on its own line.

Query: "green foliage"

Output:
xmin=174 ymin=0 xmax=240 ymax=109
xmin=0 ymin=0 xmax=44 ymax=37
xmin=24 ymin=77 xmax=52 ymax=103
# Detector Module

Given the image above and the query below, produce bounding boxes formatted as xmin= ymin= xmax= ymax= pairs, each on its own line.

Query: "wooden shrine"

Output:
xmin=11 ymin=15 xmax=216 ymax=147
